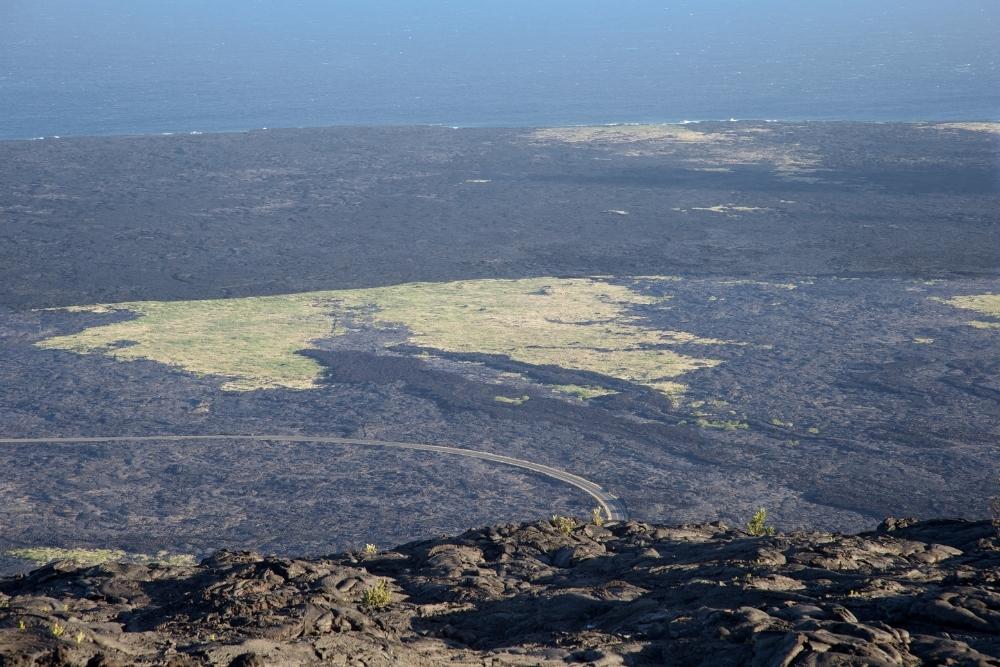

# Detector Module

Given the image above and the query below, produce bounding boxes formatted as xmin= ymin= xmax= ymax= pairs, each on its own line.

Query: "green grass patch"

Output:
xmin=551 ymin=384 xmax=618 ymax=400
xmin=39 ymin=277 xmax=730 ymax=397
xmin=530 ymin=125 xmax=718 ymax=144
xmin=940 ymin=294 xmax=1000 ymax=330
xmin=494 ymin=395 xmax=530 ymax=405
xmin=696 ymin=418 xmax=749 ymax=431
xmin=6 ymin=547 xmax=196 ymax=568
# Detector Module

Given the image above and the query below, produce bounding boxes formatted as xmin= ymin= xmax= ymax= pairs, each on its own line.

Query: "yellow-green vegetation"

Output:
xmin=39 ymin=295 xmax=334 ymax=391
xmin=494 ymin=394 xmax=530 ymax=405
xmin=552 ymin=384 xmax=618 ymax=400
xmin=39 ymin=277 xmax=729 ymax=397
xmin=745 ymin=508 xmax=776 ymax=537
xmin=807 ymin=427 xmax=821 ymax=435
xmin=360 ymin=579 xmax=392 ymax=609
xmin=940 ymin=294 xmax=1000 ymax=330
xmin=530 ymin=124 xmax=718 ymax=144
xmin=690 ymin=205 xmax=769 ymax=214
xmin=6 ymin=547 xmax=196 ymax=568
xmin=18 ymin=620 xmax=25 ymax=632
xmin=590 ymin=507 xmax=606 ymax=527
xmin=363 ymin=543 xmax=378 ymax=556
xmin=75 ymin=630 xmax=86 ymax=645
xmin=696 ymin=418 xmax=749 ymax=431
xmin=51 ymin=622 xmax=65 ymax=638
xmin=770 ymin=417 xmax=794 ymax=428
xmin=551 ymin=515 xmax=577 ymax=535
xmin=931 ymin=122 xmax=1000 ymax=135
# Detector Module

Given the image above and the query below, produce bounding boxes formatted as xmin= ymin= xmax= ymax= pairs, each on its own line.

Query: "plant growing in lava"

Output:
xmin=591 ymin=507 xmax=606 ymax=527
xmin=361 ymin=579 xmax=392 ymax=609
xmin=551 ymin=515 xmax=577 ymax=535
xmin=746 ymin=507 xmax=776 ymax=537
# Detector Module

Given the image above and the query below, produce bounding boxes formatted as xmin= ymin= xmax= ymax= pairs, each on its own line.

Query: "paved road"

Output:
xmin=0 ymin=434 xmax=629 ymax=521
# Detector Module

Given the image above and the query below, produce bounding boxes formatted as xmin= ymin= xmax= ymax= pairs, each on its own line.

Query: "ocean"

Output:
xmin=1 ymin=0 xmax=998 ymax=140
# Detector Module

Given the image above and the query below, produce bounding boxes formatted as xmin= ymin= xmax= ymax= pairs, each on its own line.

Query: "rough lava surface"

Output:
xmin=0 ymin=518 xmax=997 ymax=666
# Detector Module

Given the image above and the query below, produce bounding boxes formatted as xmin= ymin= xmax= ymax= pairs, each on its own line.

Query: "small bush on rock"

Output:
xmin=591 ymin=507 xmax=605 ymax=526
xmin=746 ymin=507 xmax=776 ymax=536
xmin=551 ymin=515 xmax=577 ymax=535
xmin=361 ymin=579 xmax=392 ymax=609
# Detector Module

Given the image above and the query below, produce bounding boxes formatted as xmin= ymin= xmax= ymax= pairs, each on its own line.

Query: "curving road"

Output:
xmin=0 ymin=434 xmax=629 ymax=522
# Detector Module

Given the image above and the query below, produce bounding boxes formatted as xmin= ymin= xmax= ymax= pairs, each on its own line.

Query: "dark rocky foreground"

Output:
xmin=0 ymin=517 xmax=997 ymax=666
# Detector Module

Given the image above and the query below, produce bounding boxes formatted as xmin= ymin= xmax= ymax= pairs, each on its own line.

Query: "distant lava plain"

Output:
xmin=0 ymin=122 xmax=997 ymax=570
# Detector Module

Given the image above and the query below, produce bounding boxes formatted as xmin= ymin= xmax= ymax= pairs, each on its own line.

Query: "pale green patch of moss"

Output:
xmin=943 ymin=294 xmax=1000 ymax=317
xmin=39 ymin=277 xmax=731 ymax=397
xmin=939 ymin=294 xmax=1000 ymax=331
xmin=696 ymin=418 xmax=749 ymax=431
xmin=6 ymin=547 xmax=196 ymax=568
xmin=551 ymin=384 xmax=618 ymax=400
xmin=715 ymin=279 xmax=797 ymax=290
xmin=494 ymin=395 xmax=530 ymax=405
xmin=530 ymin=124 xmax=718 ymax=144
xmin=690 ymin=204 xmax=769 ymax=214
xmin=930 ymin=122 xmax=1000 ymax=135
xmin=38 ymin=294 xmax=334 ymax=391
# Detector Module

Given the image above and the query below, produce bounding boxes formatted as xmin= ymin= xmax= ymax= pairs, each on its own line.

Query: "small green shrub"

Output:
xmin=746 ymin=508 xmax=776 ymax=537
xmin=51 ymin=622 xmax=65 ymax=638
xmin=363 ymin=543 xmax=378 ymax=556
xmin=696 ymin=418 xmax=749 ymax=431
xmin=591 ymin=507 xmax=606 ymax=527
xmin=494 ymin=395 xmax=530 ymax=405
xmin=551 ymin=515 xmax=577 ymax=535
xmin=361 ymin=579 xmax=392 ymax=609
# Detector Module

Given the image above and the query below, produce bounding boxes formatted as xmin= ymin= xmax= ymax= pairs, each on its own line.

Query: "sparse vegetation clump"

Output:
xmin=494 ymin=394 xmax=530 ymax=405
xmin=746 ymin=508 xmax=776 ymax=537
xmin=6 ymin=547 xmax=195 ymax=568
xmin=552 ymin=384 xmax=617 ymax=400
xmin=939 ymin=294 xmax=1000 ymax=330
xmin=363 ymin=543 xmax=378 ymax=556
xmin=696 ymin=418 xmax=749 ymax=431
xmin=590 ymin=507 xmax=606 ymax=526
xmin=38 ymin=277 xmax=731 ymax=397
xmin=360 ymin=579 xmax=392 ymax=609
xmin=931 ymin=122 xmax=1000 ymax=135
xmin=530 ymin=124 xmax=717 ymax=145
xmin=551 ymin=515 xmax=577 ymax=535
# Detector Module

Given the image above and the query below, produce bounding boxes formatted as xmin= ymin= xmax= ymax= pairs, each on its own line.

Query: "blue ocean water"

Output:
xmin=1 ymin=0 xmax=998 ymax=139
